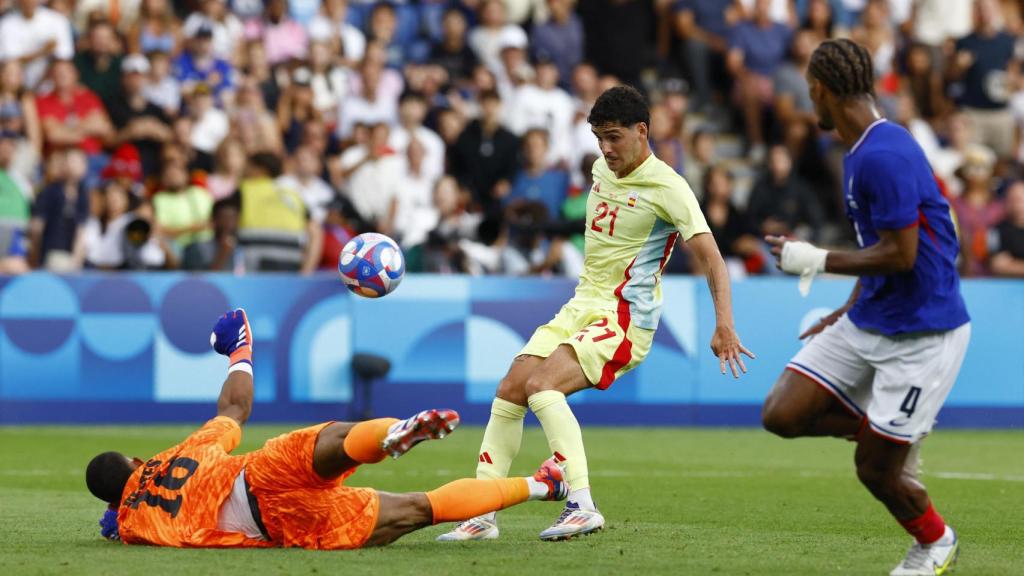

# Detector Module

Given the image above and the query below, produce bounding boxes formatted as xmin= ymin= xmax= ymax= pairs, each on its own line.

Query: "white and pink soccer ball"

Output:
xmin=338 ymin=233 xmax=405 ymax=298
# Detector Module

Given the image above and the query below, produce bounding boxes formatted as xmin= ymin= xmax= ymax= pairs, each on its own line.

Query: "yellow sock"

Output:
xmin=425 ymin=478 xmax=530 ymax=524
xmin=528 ymin=390 xmax=589 ymax=491
xmin=342 ymin=418 xmax=399 ymax=464
xmin=475 ymin=398 xmax=527 ymax=480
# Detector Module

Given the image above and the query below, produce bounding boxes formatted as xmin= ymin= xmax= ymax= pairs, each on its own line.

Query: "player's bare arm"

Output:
xmin=687 ymin=231 xmax=755 ymax=378
xmin=766 ymin=227 xmax=919 ymax=277
xmin=210 ymin=309 xmax=255 ymax=425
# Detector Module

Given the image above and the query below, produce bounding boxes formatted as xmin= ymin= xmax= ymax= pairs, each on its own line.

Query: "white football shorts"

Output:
xmin=787 ymin=314 xmax=971 ymax=444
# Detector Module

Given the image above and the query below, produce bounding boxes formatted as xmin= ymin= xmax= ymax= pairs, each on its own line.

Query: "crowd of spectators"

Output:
xmin=1 ymin=0 xmax=1024 ymax=279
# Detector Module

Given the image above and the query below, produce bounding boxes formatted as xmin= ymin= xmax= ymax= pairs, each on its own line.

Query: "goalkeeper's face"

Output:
xmin=592 ymin=121 xmax=649 ymax=177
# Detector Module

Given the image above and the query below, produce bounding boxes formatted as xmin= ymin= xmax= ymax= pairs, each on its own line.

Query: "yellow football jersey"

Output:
xmin=569 ymin=153 xmax=710 ymax=330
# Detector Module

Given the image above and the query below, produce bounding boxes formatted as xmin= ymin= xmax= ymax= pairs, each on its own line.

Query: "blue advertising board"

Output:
xmin=0 ymin=273 xmax=1020 ymax=427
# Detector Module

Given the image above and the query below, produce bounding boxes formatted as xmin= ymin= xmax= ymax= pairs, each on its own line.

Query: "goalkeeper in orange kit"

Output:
xmin=85 ymin=308 xmax=567 ymax=549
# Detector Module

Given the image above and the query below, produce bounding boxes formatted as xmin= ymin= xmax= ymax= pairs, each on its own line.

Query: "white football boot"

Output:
xmin=380 ymin=409 xmax=460 ymax=459
xmin=539 ymin=501 xmax=605 ymax=541
xmin=436 ymin=516 xmax=500 ymax=541
xmin=890 ymin=528 xmax=960 ymax=576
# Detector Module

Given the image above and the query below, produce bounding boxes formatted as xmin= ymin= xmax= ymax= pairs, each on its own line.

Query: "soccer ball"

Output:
xmin=338 ymin=233 xmax=405 ymax=298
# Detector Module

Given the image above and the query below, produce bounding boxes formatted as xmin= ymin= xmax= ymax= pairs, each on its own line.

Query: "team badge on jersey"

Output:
xmin=627 ymin=191 xmax=639 ymax=207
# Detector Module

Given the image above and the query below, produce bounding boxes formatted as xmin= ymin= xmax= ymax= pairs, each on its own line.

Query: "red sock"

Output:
xmin=899 ymin=502 xmax=946 ymax=544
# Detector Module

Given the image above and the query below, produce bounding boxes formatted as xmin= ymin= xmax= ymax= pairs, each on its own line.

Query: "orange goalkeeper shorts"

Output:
xmin=244 ymin=423 xmax=380 ymax=550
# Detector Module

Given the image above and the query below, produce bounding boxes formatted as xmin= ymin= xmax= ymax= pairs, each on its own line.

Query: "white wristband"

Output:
xmin=228 ymin=362 xmax=253 ymax=376
xmin=780 ymin=241 xmax=828 ymax=297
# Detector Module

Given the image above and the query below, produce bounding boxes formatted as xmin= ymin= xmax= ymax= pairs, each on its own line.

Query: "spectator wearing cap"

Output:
xmin=307 ymin=0 xmax=367 ymax=67
xmin=530 ymin=0 xmax=583 ymax=93
xmin=506 ymin=128 xmax=569 ymax=220
xmin=249 ymin=0 xmax=309 ymax=66
xmin=35 ymin=60 xmax=114 ymax=189
xmin=726 ymin=0 xmax=793 ymax=162
xmin=495 ymin=23 xmax=534 ymax=100
xmin=952 ymin=144 xmax=1004 ymax=277
xmin=506 ymin=58 xmax=573 ymax=168
xmin=109 ymin=54 xmax=173 ymax=179
xmin=100 ymin=143 xmax=144 ymax=197
xmin=0 ymin=0 xmax=75 ymax=90
xmin=182 ymin=0 xmax=244 ymax=62
xmin=429 ymin=8 xmax=477 ymax=84
xmin=470 ymin=0 xmax=528 ymax=74
xmin=142 ymin=50 xmax=182 ymax=115
xmin=174 ymin=24 xmax=235 ymax=101
xmin=949 ymin=0 xmax=1018 ymax=160
xmin=74 ymin=19 xmax=124 ymax=112
xmin=28 ymin=148 xmax=90 ymax=271
xmin=233 ymin=152 xmax=321 ymax=273
xmin=389 ymin=91 xmax=445 ymax=184
xmin=0 ymin=130 xmax=31 ymax=274
xmin=0 ymin=61 xmax=43 ymax=181
xmin=128 ymin=0 xmax=183 ymax=56
xmin=449 ymin=89 xmax=520 ymax=216
xmin=990 ymin=181 xmax=1024 ymax=277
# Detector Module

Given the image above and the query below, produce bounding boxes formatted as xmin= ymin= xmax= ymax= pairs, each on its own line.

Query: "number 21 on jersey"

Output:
xmin=591 ymin=201 xmax=619 ymax=236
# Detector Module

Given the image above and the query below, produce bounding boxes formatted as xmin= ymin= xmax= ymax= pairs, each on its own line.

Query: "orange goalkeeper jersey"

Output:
xmin=117 ymin=416 xmax=272 ymax=548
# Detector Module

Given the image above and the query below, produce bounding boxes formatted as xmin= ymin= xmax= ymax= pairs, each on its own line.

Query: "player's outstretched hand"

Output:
xmin=798 ymin=309 xmax=844 ymax=340
xmin=711 ymin=324 xmax=755 ymax=379
xmin=210 ymin=308 xmax=252 ymax=357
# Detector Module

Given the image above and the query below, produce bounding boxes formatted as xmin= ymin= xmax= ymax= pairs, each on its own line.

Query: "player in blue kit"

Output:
xmin=762 ymin=40 xmax=970 ymax=576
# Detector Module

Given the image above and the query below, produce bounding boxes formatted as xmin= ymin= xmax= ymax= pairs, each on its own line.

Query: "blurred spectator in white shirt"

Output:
xmin=506 ymin=58 xmax=574 ymax=167
xmin=277 ymin=145 xmax=335 ymax=225
xmin=470 ymin=0 xmax=528 ymax=74
xmin=182 ymin=0 xmax=243 ymax=62
xmin=307 ymin=0 xmax=366 ymax=67
xmin=338 ymin=122 xmax=403 ymax=232
xmin=0 ymin=0 xmax=75 ymax=90
xmin=388 ymin=91 xmax=445 ymax=184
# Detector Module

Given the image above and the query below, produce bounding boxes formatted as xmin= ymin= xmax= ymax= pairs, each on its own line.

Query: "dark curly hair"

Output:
xmin=86 ymin=451 xmax=135 ymax=504
xmin=587 ymin=86 xmax=649 ymax=128
xmin=808 ymin=39 xmax=875 ymax=99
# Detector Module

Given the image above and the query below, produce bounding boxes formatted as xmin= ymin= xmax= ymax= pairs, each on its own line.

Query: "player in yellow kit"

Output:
xmin=438 ymin=86 xmax=755 ymax=542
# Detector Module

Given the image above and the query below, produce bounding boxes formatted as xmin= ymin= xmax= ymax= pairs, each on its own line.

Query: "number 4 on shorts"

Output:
xmin=900 ymin=386 xmax=922 ymax=417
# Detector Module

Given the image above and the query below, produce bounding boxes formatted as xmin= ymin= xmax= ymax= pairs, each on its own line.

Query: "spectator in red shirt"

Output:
xmin=36 ymin=60 xmax=114 ymax=189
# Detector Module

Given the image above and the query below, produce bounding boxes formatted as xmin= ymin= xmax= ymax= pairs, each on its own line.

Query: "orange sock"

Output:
xmin=342 ymin=418 xmax=399 ymax=464
xmin=425 ymin=478 xmax=529 ymax=524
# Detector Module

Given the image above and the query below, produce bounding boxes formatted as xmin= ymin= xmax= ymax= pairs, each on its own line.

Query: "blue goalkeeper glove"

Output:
xmin=210 ymin=308 xmax=253 ymax=369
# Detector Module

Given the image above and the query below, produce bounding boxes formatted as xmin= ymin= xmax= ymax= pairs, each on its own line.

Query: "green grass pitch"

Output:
xmin=2 ymin=425 xmax=1022 ymax=575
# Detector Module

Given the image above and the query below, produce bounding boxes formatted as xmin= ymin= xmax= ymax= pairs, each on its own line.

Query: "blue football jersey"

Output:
xmin=842 ymin=120 xmax=970 ymax=335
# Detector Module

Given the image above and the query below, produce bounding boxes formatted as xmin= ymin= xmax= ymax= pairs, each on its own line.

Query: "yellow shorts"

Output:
xmin=520 ymin=303 xmax=654 ymax=389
